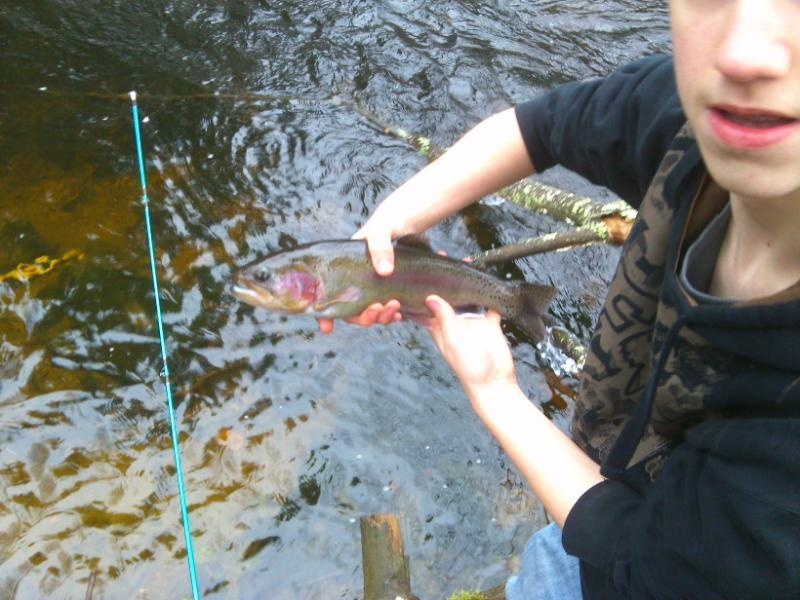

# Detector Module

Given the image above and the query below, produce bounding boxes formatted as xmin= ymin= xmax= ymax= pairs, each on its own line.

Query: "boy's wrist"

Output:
xmin=465 ymin=377 xmax=524 ymax=408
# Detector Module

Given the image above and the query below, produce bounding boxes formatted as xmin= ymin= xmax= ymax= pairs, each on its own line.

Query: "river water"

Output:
xmin=0 ymin=2 xmax=670 ymax=598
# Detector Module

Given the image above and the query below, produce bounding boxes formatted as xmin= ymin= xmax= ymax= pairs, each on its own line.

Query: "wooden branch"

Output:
xmin=497 ymin=180 xmax=636 ymax=228
xmin=470 ymin=225 xmax=606 ymax=268
xmin=600 ymin=214 xmax=634 ymax=245
xmin=351 ymin=103 xmax=444 ymax=162
xmin=360 ymin=514 xmax=418 ymax=600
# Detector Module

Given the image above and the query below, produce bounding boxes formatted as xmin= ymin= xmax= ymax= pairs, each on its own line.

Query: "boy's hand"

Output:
xmin=317 ymin=300 xmax=402 ymax=335
xmin=316 ymin=220 xmax=402 ymax=334
xmin=354 ymin=221 xmax=396 ymax=277
xmin=424 ymin=295 xmax=517 ymax=399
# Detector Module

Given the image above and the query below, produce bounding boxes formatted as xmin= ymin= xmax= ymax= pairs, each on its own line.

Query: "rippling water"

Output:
xmin=0 ymin=2 xmax=670 ymax=598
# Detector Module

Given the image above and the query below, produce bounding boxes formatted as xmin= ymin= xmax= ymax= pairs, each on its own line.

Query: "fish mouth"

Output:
xmin=230 ymin=282 xmax=308 ymax=313
xmin=231 ymin=283 xmax=267 ymax=307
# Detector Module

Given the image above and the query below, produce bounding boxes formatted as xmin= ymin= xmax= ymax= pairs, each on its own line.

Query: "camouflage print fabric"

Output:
xmin=572 ymin=124 xmax=696 ymax=464
xmin=573 ymin=122 xmax=800 ymax=479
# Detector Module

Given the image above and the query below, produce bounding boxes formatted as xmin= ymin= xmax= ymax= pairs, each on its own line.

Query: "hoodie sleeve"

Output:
xmin=514 ymin=54 xmax=685 ymax=209
xmin=562 ymin=418 xmax=800 ymax=598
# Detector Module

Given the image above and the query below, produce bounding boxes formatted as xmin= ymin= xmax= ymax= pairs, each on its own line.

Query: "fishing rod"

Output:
xmin=129 ymin=91 xmax=201 ymax=600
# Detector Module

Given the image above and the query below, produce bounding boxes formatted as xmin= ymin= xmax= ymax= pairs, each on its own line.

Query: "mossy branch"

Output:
xmin=498 ymin=180 xmax=636 ymax=228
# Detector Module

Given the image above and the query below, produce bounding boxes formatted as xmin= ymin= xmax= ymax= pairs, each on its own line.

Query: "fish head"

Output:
xmin=232 ymin=255 xmax=324 ymax=314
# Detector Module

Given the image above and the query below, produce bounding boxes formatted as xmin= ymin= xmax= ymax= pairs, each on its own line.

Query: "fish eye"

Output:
xmin=254 ymin=270 xmax=272 ymax=283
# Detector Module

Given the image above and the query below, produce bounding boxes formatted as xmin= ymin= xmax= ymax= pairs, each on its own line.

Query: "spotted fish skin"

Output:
xmin=233 ymin=239 xmax=556 ymax=342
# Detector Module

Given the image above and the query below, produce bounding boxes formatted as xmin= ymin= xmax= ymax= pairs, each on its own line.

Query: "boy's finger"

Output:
xmin=364 ymin=234 xmax=395 ymax=276
xmin=317 ymin=318 xmax=334 ymax=334
xmin=346 ymin=304 xmax=382 ymax=326
xmin=375 ymin=300 xmax=402 ymax=324
xmin=425 ymin=294 xmax=456 ymax=324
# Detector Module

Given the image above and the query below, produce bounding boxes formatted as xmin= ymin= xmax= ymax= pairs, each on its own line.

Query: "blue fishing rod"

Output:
xmin=129 ymin=91 xmax=201 ymax=600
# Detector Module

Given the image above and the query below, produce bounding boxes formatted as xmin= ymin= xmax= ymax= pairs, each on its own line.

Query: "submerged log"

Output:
xmin=360 ymin=514 xmax=418 ymax=600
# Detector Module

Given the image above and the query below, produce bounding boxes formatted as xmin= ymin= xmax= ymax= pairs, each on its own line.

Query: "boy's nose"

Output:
xmin=714 ymin=0 xmax=791 ymax=82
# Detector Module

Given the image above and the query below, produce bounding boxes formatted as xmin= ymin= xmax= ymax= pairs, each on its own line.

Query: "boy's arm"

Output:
xmin=360 ymin=54 xmax=685 ymax=271
xmin=361 ymin=53 xmax=685 ymax=275
xmin=425 ymin=296 xmax=799 ymax=596
xmin=424 ymin=295 xmax=603 ymax=526
xmin=516 ymin=54 xmax=685 ymax=208
xmin=354 ymin=107 xmax=535 ymax=275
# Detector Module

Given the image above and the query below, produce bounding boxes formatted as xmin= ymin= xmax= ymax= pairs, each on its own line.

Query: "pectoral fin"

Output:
xmin=313 ymin=286 xmax=364 ymax=313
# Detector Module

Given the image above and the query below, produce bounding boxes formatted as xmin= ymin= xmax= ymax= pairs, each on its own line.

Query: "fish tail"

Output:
xmin=510 ymin=282 xmax=557 ymax=342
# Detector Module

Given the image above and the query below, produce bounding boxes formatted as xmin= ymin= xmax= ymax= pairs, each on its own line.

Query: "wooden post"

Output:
xmin=360 ymin=514 xmax=418 ymax=600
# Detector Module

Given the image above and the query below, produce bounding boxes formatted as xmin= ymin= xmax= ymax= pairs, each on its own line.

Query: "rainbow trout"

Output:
xmin=232 ymin=239 xmax=556 ymax=341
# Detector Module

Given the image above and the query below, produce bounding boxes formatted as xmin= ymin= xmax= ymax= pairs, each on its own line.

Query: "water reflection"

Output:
xmin=0 ymin=1 xmax=669 ymax=597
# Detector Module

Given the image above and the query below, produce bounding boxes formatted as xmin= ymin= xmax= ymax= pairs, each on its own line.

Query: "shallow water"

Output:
xmin=0 ymin=2 xmax=670 ymax=598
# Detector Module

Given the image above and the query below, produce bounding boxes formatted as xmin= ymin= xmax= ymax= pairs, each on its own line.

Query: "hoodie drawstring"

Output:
xmin=602 ymin=316 xmax=690 ymax=488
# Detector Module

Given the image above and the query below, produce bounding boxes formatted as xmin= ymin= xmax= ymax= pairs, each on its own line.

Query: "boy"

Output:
xmin=321 ymin=1 xmax=800 ymax=596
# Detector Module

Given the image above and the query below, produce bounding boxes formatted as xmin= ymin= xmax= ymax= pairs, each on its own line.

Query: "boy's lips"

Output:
xmin=707 ymin=104 xmax=799 ymax=150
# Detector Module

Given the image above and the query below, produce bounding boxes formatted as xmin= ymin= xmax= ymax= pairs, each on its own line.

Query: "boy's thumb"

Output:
xmin=425 ymin=295 xmax=454 ymax=321
xmin=366 ymin=236 xmax=395 ymax=276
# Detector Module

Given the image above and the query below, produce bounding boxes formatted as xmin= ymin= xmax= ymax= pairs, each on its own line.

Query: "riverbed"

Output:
xmin=0 ymin=2 xmax=670 ymax=597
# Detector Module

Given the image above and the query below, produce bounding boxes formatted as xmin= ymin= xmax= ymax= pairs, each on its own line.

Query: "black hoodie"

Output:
xmin=515 ymin=55 xmax=800 ymax=598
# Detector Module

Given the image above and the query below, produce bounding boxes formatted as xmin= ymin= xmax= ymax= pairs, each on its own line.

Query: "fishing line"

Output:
xmin=27 ymin=84 xmax=339 ymax=106
xmin=129 ymin=91 xmax=201 ymax=600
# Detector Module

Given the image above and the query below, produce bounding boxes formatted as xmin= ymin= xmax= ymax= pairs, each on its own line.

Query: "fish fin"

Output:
xmin=394 ymin=234 xmax=433 ymax=252
xmin=313 ymin=286 xmax=363 ymax=311
xmin=512 ymin=282 xmax=557 ymax=343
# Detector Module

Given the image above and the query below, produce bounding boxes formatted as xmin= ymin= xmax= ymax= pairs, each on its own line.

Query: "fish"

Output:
xmin=232 ymin=238 xmax=556 ymax=342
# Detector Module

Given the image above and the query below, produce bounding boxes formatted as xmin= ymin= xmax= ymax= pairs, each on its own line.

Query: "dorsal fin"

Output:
xmin=394 ymin=234 xmax=433 ymax=252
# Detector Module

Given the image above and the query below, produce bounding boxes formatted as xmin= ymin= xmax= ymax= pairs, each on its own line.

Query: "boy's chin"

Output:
xmin=699 ymin=143 xmax=800 ymax=202
xmin=707 ymin=164 xmax=800 ymax=203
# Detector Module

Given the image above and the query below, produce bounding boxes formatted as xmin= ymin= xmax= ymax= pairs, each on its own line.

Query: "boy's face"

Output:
xmin=670 ymin=0 xmax=800 ymax=201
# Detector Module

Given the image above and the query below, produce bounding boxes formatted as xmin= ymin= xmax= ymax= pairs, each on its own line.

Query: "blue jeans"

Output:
xmin=505 ymin=523 xmax=583 ymax=600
